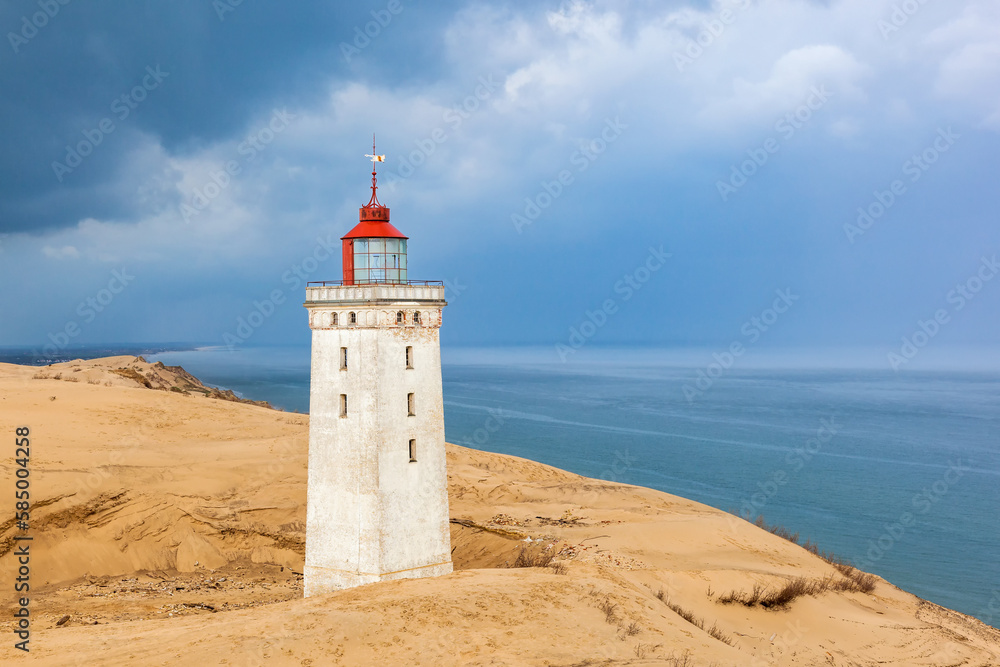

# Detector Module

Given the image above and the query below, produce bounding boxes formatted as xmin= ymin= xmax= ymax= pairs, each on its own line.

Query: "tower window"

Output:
xmin=340 ymin=347 xmax=347 ymax=370
xmin=413 ymin=311 xmax=421 ymax=324
xmin=349 ymin=312 xmax=356 ymax=325
xmin=340 ymin=394 xmax=348 ymax=417
xmin=405 ymin=346 xmax=413 ymax=369
xmin=332 ymin=312 xmax=338 ymax=326
xmin=397 ymin=311 xmax=404 ymax=324
xmin=352 ymin=238 xmax=407 ymax=284
xmin=409 ymin=439 xmax=417 ymax=462
xmin=407 ymin=393 xmax=415 ymax=416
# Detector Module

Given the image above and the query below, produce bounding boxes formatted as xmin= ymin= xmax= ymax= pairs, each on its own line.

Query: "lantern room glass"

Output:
xmin=353 ymin=238 xmax=407 ymax=284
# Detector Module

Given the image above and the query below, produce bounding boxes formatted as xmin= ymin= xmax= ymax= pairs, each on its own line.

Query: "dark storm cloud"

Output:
xmin=0 ymin=0 xmax=997 ymax=355
xmin=0 ymin=0 xmax=467 ymax=234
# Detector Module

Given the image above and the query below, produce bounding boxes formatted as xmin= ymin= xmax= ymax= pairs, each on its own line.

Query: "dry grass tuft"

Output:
xmin=719 ymin=571 xmax=877 ymax=610
xmin=666 ymin=600 xmax=700 ymax=626
xmin=706 ymin=623 xmax=732 ymax=645
xmin=654 ymin=591 xmax=734 ymax=646
xmin=746 ymin=514 xmax=861 ymax=568
xmin=662 ymin=649 xmax=691 ymax=665
xmin=504 ymin=547 xmax=554 ymax=568
xmin=762 ymin=577 xmax=814 ymax=608
xmin=831 ymin=568 xmax=878 ymax=594
xmin=597 ymin=596 xmax=619 ymax=624
xmin=634 ymin=643 xmax=664 ymax=659
xmin=621 ymin=620 xmax=641 ymax=637
xmin=755 ymin=514 xmax=799 ymax=543
xmin=852 ymin=571 xmax=878 ymax=593
xmin=738 ymin=514 xmax=879 ymax=595
xmin=718 ymin=582 xmax=766 ymax=606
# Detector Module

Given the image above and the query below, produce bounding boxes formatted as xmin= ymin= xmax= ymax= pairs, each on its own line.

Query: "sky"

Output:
xmin=1 ymin=0 xmax=998 ymax=368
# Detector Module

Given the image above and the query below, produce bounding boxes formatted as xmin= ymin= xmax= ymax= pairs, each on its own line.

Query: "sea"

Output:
xmin=4 ymin=344 xmax=998 ymax=627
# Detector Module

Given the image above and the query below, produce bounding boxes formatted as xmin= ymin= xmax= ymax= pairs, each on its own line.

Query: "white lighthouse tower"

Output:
xmin=302 ymin=143 xmax=453 ymax=596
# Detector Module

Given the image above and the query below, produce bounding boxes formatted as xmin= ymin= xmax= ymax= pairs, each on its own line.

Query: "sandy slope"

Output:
xmin=0 ymin=357 xmax=998 ymax=665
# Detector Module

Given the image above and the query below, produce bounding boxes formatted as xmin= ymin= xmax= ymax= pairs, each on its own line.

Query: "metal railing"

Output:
xmin=307 ymin=280 xmax=444 ymax=287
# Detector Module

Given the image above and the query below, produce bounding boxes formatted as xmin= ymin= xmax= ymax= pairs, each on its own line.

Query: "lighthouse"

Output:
xmin=302 ymin=143 xmax=453 ymax=595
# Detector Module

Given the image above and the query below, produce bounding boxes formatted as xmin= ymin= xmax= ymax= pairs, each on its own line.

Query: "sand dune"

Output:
xmin=1 ymin=357 xmax=998 ymax=665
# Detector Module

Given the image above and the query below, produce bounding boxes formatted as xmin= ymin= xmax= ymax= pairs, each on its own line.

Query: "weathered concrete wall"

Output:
xmin=303 ymin=287 xmax=452 ymax=596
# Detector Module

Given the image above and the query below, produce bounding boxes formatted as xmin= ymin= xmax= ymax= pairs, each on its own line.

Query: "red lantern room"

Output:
xmin=341 ymin=141 xmax=408 ymax=285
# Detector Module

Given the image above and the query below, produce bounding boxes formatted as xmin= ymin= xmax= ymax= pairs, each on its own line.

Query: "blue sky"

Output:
xmin=1 ymin=0 xmax=998 ymax=367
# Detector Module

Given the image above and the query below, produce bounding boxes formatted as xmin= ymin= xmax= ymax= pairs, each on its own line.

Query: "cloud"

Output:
xmin=928 ymin=3 xmax=1000 ymax=129
xmin=1 ymin=0 xmax=998 ymax=348
xmin=698 ymin=45 xmax=869 ymax=128
xmin=0 ymin=0 xmax=984 ymax=239
xmin=42 ymin=245 xmax=80 ymax=260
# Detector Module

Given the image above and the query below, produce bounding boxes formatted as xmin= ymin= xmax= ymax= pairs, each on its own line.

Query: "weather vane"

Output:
xmin=365 ymin=133 xmax=385 ymax=171
xmin=364 ymin=133 xmax=386 ymax=207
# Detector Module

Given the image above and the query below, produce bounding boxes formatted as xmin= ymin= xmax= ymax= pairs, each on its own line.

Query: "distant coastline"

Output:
xmin=0 ymin=343 xmax=199 ymax=367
